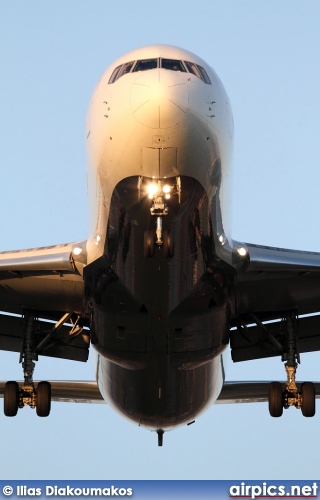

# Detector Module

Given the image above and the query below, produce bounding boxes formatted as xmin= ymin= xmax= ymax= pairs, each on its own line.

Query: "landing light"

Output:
xmin=73 ymin=247 xmax=83 ymax=256
xmin=163 ymin=184 xmax=171 ymax=194
xmin=147 ymin=183 xmax=158 ymax=197
xmin=237 ymin=247 xmax=247 ymax=257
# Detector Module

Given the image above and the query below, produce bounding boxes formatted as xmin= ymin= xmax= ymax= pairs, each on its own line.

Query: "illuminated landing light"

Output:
xmin=147 ymin=183 xmax=158 ymax=197
xmin=165 ymin=194 xmax=170 ymax=200
xmin=163 ymin=184 xmax=171 ymax=194
xmin=73 ymin=247 xmax=83 ymax=256
xmin=237 ymin=247 xmax=247 ymax=257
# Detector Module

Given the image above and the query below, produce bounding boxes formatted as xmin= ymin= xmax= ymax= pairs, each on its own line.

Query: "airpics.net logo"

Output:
xmin=229 ymin=482 xmax=318 ymax=499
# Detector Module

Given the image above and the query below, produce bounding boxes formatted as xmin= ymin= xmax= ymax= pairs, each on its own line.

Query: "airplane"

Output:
xmin=1 ymin=44 xmax=320 ymax=446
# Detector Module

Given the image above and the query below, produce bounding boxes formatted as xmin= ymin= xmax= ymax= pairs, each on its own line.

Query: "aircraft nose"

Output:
xmin=131 ymin=70 xmax=188 ymax=129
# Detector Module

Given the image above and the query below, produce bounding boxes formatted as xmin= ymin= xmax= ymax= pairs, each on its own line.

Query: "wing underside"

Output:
xmin=0 ymin=241 xmax=89 ymax=362
xmin=232 ymin=242 xmax=320 ymax=363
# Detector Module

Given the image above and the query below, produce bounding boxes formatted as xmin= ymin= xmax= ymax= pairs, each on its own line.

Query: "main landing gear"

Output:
xmin=143 ymin=177 xmax=180 ymax=258
xmin=3 ymin=311 xmax=60 ymax=418
xmin=268 ymin=314 xmax=316 ymax=418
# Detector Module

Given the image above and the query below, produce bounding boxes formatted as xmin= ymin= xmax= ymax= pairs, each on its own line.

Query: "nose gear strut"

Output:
xmin=150 ymin=180 xmax=169 ymax=248
xmin=143 ymin=177 xmax=180 ymax=257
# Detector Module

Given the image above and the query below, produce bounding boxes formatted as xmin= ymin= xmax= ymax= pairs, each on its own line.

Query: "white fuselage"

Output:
xmin=84 ymin=45 xmax=235 ymax=431
xmin=86 ymin=44 xmax=234 ymax=264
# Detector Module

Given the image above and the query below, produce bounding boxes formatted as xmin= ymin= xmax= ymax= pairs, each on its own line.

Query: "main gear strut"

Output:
xmin=4 ymin=311 xmax=52 ymax=417
xmin=3 ymin=311 xmax=76 ymax=417
xmin=268 ymin=313 xmax=315 ymax=418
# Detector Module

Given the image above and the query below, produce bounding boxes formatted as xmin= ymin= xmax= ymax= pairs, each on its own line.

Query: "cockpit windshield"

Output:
xmin=108 ymin=57 xmax=211 ymax=84
xmin=133 ymin=59 xmax=158 ymax=72
xmin=184 ymin=61 xmax=211 ymax=84
xmin=108 ymin=65 xmax=122 ymax=84
xmin=161 ymin=59 xmax=186 ymax=72
xmin=118 ymin=61 xmax=135 ymax=78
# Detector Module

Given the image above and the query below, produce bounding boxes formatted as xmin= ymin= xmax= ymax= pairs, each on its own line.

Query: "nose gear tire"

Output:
xmin=163 ymin=230 xmax=174 ymax=258
xmin=144 ymin=230 xmax=155 ymax=258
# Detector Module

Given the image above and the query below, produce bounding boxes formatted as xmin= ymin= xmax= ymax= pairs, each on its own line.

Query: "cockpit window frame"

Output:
xmin=132 ymin=58 xmax=159 ymax=72
xmin=117 ymin=61 xmax=135 ymax=79
xmin=184 ymin=61 xmax=202 ymax=79
xmin=196 ymin=65 xmax=211 ymax=85
xmin=108 ymin=57 xmax=211 ymax=85
xmin=108 ymin=65 xmax=122 ymax=84
xmin=160 ymin=58 xmax=186 ymax=73
xmin=184 ymin=61 xmax=211 ymax=84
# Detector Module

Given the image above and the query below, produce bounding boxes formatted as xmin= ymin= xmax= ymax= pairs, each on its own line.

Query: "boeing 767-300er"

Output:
xmin=1 ymin=44 xmax=320 ymax=445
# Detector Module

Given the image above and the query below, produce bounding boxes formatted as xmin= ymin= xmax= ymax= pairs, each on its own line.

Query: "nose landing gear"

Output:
xmin=163 ymin=230 xmax=174 ymax=258
xmin=143 ymin=177 xmax=180 ymax=258
xmin=144 ymin=230 xmax=155 ymax=258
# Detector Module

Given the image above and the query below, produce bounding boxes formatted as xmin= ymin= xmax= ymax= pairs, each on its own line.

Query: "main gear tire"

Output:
xmin=4 ymin=381 xmax=19 ymax=417
xmin=301 ymin=382 xmax=315 ymax=417
xmin=36 ymin=381 xmax=51 ymax=417
xmin=268 ymin=382 xmax=283 ymax=417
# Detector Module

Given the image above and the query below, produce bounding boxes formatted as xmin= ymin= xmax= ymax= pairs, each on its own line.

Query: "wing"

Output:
xmin=0 ymin=241 xmax=89 ymax=363
xmin=231 ymin=242 xmax=320 ymax=362
xmin=217 ymin=381 xmax=320 ymax=404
